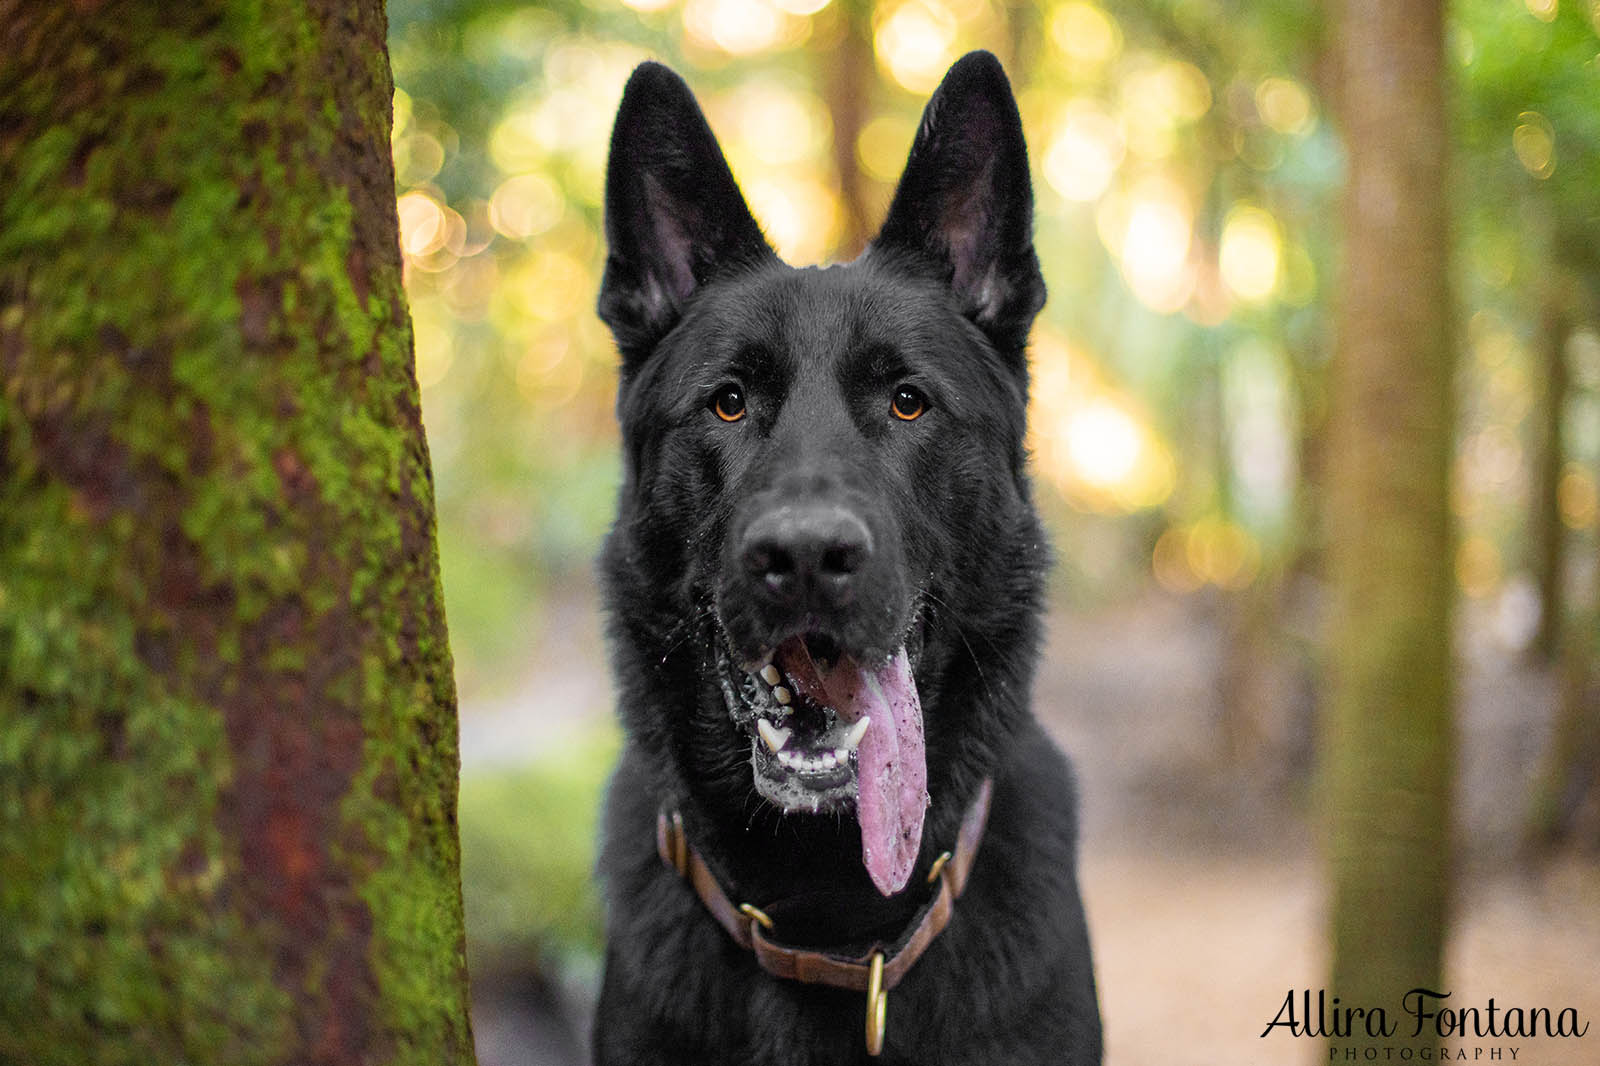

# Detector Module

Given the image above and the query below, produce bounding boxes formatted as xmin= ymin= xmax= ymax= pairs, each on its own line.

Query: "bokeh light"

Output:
xmin=1255 ymin=76 xmax=1315 ymax=136
xmin=743 ymin=174 xmax=840 ymax=263
xmin=684 ymin=0 xmax=798 ymax=55
xmin=1513 ymin=111 xmax=1555 ymax=179
xmin=875 ymin=1 xmax=958 ymax=93
xmin=857 ymin=113 xmax=916 ymax=181
xmin=1065 ymin=400 xmax=1143 ymax=489
xmin=489 ymin=174 xmax=565 ymax=240
xmin=1119 ymin=58 xmax=1211 ymax=159
xmin=1044 ymin=101 xmax=1126 ymax=202
xmin=1028 ymin=328 xmax=1176 ymax=513
xmin=1218 ymin=205 xmax=1282 ymax=303
xmin=731 ymin=83 xmax=830 ymax=165
xmin=1050 ymin=2 xmax=1123 ymax=78
xmin=1107 ymin=176 xmax=1195 ymax=313
xmin=1152 ymin=517 xmax=1260 ymax=591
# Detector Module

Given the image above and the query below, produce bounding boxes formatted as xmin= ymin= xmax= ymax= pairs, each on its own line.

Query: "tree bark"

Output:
xmin=1323 ymin=0 xmax=1455 ymax=1053
xmin=818 ymin=0 xmax=874 ymax=260
xmin=1526 ymin=416 xmax=1600 ymax=849
xmin=0 ymin=3 xmax=475 ymax=1064
xmin=1531 ymin=287 xmax=1570 ymax=662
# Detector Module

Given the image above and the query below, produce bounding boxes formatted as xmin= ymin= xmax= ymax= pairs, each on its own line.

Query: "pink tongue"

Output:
xmin=779 ymin=639 xmax=928 ymax=896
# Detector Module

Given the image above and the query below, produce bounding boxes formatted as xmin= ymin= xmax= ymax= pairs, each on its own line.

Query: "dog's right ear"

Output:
xmin=598 ymin=62 xmax=776 ymax=364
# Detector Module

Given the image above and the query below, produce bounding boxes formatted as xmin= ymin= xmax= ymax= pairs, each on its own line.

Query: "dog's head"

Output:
xmin=598 ymin=52 xmax=1048 ymax=896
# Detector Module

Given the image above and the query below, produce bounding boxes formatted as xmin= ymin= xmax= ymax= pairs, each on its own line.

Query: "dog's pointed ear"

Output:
xmin=869 ymin=51 xmax=1045 ymax=355
xmin=598 ymin=62 xmax=777 ymax=362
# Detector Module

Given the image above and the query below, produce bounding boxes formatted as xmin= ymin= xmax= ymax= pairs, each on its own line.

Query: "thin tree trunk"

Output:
xmin=819 ymin=0 xmax=874 ymax=259
xmin=1323 ymin=0 xmax=1455 ymax=1053
xmin=1526 ymin=411 xmax=1600 ymax=848
xmin=1531 ymin=287 xmax=1570 ymax=661
xmin=0 ymin=4 xmax=474 ymax=1064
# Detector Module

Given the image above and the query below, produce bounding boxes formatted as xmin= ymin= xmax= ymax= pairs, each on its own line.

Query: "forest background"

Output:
xmin=392 ymin=0 xmax=1600 ymax=1063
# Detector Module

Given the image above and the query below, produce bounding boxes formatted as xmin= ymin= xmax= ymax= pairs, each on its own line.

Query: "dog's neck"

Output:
xmin=671 ymin=766 xmax=988 ymax=947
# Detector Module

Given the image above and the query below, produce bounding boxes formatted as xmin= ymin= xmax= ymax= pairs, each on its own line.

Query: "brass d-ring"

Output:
xmin=739 ymin=902 xmax=774 ymax=931
xmin=865 ymin=951 xmax=887 ymax=1056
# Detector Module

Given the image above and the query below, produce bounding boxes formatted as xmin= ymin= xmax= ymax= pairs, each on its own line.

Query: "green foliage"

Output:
xmin=458 ymin=726 xmax=621 ymax=973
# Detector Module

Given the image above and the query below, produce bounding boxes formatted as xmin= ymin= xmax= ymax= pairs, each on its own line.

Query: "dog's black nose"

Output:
xmin=740 ymin=503 xmax=872 ymax=607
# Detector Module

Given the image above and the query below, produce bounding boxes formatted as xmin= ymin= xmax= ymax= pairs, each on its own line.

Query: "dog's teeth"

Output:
xmin=821 ymin=751 xmax=837 ymax=769
xmin=778 ymin=749 xmax=796 ymax=767
xmin=757 ymin=719 xmax=791 ymax=754
xmin=842 ymin=717 xmax=870 ymax=750
xmin=760 ymin=664 xmax=781 ymax=686
xmin=833 ymin=748 xmax=847 ymax=763
xmin=772 ymin=685 xmax=792 ymax=705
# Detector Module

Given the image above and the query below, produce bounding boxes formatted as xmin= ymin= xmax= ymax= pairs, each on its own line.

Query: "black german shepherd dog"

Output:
xmin=593 ymin=51 xmax=1101 ymax=1065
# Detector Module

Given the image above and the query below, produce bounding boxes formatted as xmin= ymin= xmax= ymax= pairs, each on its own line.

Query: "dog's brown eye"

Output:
xmin=891 ymin=385 xmax=927 ymax=421
xmin=712 ymin=384 xmax=746 ymax=422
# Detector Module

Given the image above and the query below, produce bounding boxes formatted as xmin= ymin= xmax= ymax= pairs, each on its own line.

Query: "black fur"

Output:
xmin=594 ymin=51 xmax=1101 ymax=1065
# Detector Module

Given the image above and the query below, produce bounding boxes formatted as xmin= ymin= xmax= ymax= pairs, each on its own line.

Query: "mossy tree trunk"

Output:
xmin=1322 ymin=0 xmax=1455 ymax=1054
xmin=0 ymin=3 xmax=474 ymax=1064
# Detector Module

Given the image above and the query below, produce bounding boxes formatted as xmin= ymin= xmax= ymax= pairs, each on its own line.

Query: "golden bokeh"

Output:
xmin=1050 ymin=2 xmax=1123 ymax=78
xmin=1043 ymin=101 xmax=1126 ymax=203
xmin=1255 ymin=77 xmax=1315 ymax=136
xmin=1105 ymin=176 xmax=1195 ymax=314
xmin=875 ymin=1 xmax=958 ymax=93
xmin=1218 ymin=205 xmax=1282 ymax=303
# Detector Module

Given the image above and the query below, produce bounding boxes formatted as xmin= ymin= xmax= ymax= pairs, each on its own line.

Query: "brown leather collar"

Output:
xmin=656 ymin=779 xmax=993 ymax=1055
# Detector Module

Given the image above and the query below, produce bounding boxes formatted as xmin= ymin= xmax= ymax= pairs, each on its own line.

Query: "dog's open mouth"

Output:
xmin=718 ymin=631 xmax=929 ymax=895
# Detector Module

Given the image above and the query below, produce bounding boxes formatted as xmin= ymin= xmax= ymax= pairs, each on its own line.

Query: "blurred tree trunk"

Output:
xmin=819 ymin=0 xmax=874 ymax=259
xmin=1526 ymin=633 xmax=1600 ymax=848
xmin=1526 ymin=389 xmax=1600 ymax=848
xmin=0 ymin=4 xmax=475 ymax=1065
xmin=1323 ymin=0 xmax=1455 ymax=1052
xmin=1530 ymin=285 xmax=1571 ymax=661
xmin=999 ymin=1 xmax=1041 ymax=81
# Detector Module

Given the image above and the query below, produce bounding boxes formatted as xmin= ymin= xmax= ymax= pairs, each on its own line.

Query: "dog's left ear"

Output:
xmin=869 ymin=51 xmax=1045 ymax=356
xmin=599 ymin=62 xmax=777 ymax=364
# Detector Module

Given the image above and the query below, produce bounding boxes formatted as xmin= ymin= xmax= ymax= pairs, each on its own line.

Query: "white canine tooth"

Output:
xmin=757 ymin=719 xmax=791 ymax=754
xmin=772 ymin=685 xmax=792 ymax=705
xmin=842 ymin=717 xmax=870 ymax=750
xmin=760 ymin=664 xmax=781 ymax=686
xmin=832 ymin=748 xmax=847 ymax=763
